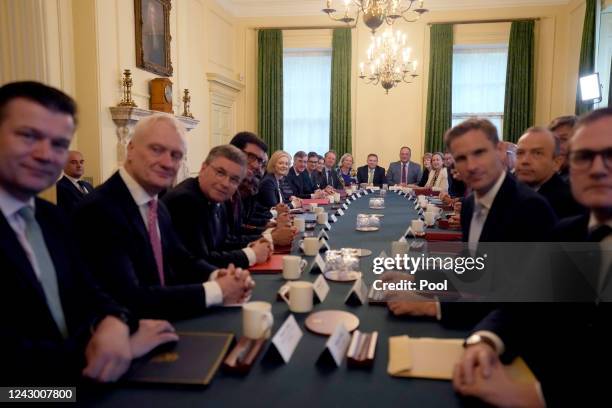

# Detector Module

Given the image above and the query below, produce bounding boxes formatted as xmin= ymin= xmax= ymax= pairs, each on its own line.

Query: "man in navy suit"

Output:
xmin=453 ymin=108 xmax=612 ymax=407
xmin=319 ymin=150 xmax=342 ymax=190
xmin=74 ymin=114 xmax=253 ymax=320
xmin=356 ymin=153 xmax=387 ymax=187
xmin=515 ymin=127 xmax=584 ymax=219
xmin=0 ymin=81 xmax=178 ymax=384
xmin=386 ymin=146 xmax=421 ymax=185
xmin=56 ymin=150 xmax=94 ymax=214
xmin=287 ymin=150 xmax=326 ymax=199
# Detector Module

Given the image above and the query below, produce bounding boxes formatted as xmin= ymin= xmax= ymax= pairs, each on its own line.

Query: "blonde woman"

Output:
xmin=424 ymin=152 xmax=449 ymax=191
xmin=256 ymin=150 xmax=301 ymax=209
xmin=337 ymin=153 xmax=357 ymax=187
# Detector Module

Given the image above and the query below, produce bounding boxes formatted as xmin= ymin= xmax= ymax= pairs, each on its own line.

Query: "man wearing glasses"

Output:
xmin=163 ymin=145 xmax=272 ymax=269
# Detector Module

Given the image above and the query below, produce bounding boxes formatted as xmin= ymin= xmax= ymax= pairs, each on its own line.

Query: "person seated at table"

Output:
xmin=287 ymin=150 xmax=326 ymax=199
xmin=316 ymin=155 xmax=325 ymax=173
xmin=515 ymin=127 xmax=585 ymax=219
xmin=256 ymin=150 xmax=302 ymax=209
xmin=73 ymin=114 xmax=254 ymax=320
xmin=319 ymin=150 xmax=342 ymax=191
xmin=417 ymin=153 xmax=432 ymax=187
xmin=337 ymin=153 xmax=357 ymax=187
xmin=423 ymin=152 xmax=449 ymax=191
xmin=356 ymin=153 xmax=388 ymax=187
xmin=387 ymin=146 xmax=422 ymax=186
xmin=453 ymin=110 xmax=612 ymax=408
xmin=162 ymin=145 xmax=272 ymax=270
xmin=0 ymin=81 xmax=178 ymax=384
xmin=548 ymin=115 xmax=576 ymax=183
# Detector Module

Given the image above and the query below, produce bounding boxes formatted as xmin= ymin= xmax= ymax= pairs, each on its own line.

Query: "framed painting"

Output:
xmin=135 ymin=0 xmax=173 ymax=76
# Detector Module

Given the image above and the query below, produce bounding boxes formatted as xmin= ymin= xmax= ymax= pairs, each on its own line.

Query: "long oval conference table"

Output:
xmin=82 ymin=191 xmax=473 ymax=407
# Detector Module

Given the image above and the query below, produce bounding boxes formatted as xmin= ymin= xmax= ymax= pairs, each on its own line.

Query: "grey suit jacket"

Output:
xmin=386 ymin=161 xmax=421 ymax=185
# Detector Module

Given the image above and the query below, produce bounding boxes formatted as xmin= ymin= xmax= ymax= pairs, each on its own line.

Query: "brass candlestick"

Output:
xmin=182 ymin=89 xmax=194 ymax=118
xmin=118 ymin=69 xmax=137 ymax=107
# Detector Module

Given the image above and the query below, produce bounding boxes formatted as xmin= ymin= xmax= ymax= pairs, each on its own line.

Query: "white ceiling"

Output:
xmin=215 ymin=0 xmax=570 ymax=18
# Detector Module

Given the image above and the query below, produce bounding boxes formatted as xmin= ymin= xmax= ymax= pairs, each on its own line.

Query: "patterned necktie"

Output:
xmin=368 ymin=169 xmax=374 ymax=185
xmin=147 ymin=199 xmax=165 ymax=286
xmin=401 ymin=163 xmax=407 ymax=184
xmin=18 ymin=206 xmax=68 ymax=338
xmin=77 ymin=180 xmax=88 ymax=194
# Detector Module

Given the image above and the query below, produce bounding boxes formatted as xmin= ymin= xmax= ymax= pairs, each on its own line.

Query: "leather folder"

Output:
xmin=249 ymin=255 xmax=284 ymax=274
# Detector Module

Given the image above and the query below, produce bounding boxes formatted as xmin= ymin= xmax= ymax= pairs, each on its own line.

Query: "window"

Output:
xmin=452 ymin=45 xmax=508 ymax=137
xmin=283 ymin=49 xmax=331 ymax=156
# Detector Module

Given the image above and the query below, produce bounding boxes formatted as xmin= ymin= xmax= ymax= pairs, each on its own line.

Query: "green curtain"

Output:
xmin=576 ymin=0 xmax=597 ymax=115
xmin=424 ymin=24 xmax=453 ymax=153
xmin=503 ymin=20 xmax=535 ymax=143
xmin=257 ymin=29 xmax=283 ymax=153
xmin=329 ymin=28 xmax=352 ymax=155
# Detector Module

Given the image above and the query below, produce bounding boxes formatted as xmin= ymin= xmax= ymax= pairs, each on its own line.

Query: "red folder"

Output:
xmin=249 ymin=255 xmax=284 ymax=274
xmin=424 ymin=231 xmax=463 ymax=242
xmin=302 ymin=198 xmax=329 ymax=205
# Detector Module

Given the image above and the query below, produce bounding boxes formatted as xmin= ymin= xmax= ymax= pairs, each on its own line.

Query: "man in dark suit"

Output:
xmin=319 ymin=150 xmax=342 ymax=190
xmin=453 ymin=108 xmax=612 ymax=407
xmin=386 ymin=146 xmax=421 ymax=185
xmin=306 ymin=151 xmax=324 ymax=190
xmin=74 ymin=114 xmax=253 ymax=320
xmin=0 ymin=81 xmax=178 ymax=385
xmin=56 ymin=150 xmax=93 ymax=214
xmin=356 ymin=153 xmax=387 ymax=187
xmin=162 ymin=145 xmax=272 ymax=269
xmin=515 ymin=127 xmax=585 ymax=219
xmin=287 ymin=150 xmax=321 ymax=198
xmin=548 ymin=115 xmax=576 ymax=183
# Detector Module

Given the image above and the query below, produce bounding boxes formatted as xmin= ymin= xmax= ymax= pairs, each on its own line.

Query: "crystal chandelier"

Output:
xmin=358 ymin=28 xmax=419 ymax=94
xmin=322 ymin=0 xmax=428 ymax=34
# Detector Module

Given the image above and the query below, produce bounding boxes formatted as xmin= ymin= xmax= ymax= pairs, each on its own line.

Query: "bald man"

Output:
xmin=73 ymin=114 xmax=253 ymax=320
xmin=515 ymin=127 xmax=584 ymax=219
xmin=56 ymin=150 xmax=94 ymax=214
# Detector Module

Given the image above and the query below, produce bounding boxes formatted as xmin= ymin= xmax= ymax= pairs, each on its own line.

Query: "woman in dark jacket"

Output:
xmin=256 ymin=150 xmax=300 ymax=209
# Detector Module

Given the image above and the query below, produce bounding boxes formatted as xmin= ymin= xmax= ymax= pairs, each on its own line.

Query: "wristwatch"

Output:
xmin=463 ymin=334 xmax=497 ymax=351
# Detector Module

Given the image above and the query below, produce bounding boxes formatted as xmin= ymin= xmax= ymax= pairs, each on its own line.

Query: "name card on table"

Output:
xmin=363 ymin=190 xmax=370 ymax=195
xmin=320 ymin=238 xmax=331 ymax=251
xmin=414 ymin=202 xmax=420 ymax=210
xmin=269 ymin=315 xmax=303 ymax=364
xmin=337 ymin=209 xmax=345 ymax=216
xmin=317 ymin=324 xmax=351 ymax=367
xmin=311 ymin=254 xmax=327 ymax=274
xmin=318 ymin=230 xmax=330 ymax=240
xmin=342 ymin=204 xmax=349 ymax=210
xmin=356 ymin=192 xmax=362 ymax=198
xmin=313 ymin=274 xmax=330 ymax=303
xmin=323 ymin=222 xmax=332 ymax=231
xmin=345 ymin=279 xmax=368 ymax=306
xmin=330 ymin=214 xmax=338 ymax=223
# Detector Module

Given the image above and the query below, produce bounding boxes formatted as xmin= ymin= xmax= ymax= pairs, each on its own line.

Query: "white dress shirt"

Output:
xmin=118 ymin=168 xmax=223 ymax=306
xmin=468 ymin=171 xmax=506 ymax=249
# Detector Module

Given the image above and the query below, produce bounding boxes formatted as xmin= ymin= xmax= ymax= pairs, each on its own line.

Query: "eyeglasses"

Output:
xmin=245 ymin=152 xmax=265 ymax=166
xmin=209 ymin=165 xmax=242 ymax=186
xmin=568 ymin=148 xmax=612 ymax=171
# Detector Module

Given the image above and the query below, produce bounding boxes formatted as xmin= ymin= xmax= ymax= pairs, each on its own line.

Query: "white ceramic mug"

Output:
xmin=283 ymin=255 xmax=307 ymax=280
xmin=280 ymin=281 xmax=313 ymax=313
xmin=426 ymin=204 xmax=441 ymax=215
xmin=424 ymin=211 xmax=436 ymax=226
xmin=301 ymin=237 xmax=321 ymax=256
xmin=314 ymin=207 xmax=325 ymax=215
xmin=294 ymin=217 xmax=305 ymax=232
xmin=334 ymin=193 xmax=341 ymax=202
xmin=391 ymin=240 xmax=409 ymax=256
xmin=328 ymin=195 xmax=335 ymax=204
xmin=242 ymin=301 xmax=273 ymax=339
xmin=411 ymin=219 xmax=425 ymax=233
xmin=317 ymin=212 xmax=329 ymax=225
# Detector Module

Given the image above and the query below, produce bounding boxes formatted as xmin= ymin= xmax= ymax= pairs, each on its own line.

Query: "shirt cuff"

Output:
xmin=203 ymin=281 xmax=223 ymax=307
xmin=472 ymin=330 xmax=505 ymax=355
xmin=262 ymin=228 xmax=273 ymax=243
xmin=242 ymin=247 xmax=257 ymax=266
xmin=434 ymin=300 xmax=442 ymax=321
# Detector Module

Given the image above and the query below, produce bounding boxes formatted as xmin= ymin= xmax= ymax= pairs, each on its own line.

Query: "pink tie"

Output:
xmin=147 ymin=199 xmax=165 ymax=286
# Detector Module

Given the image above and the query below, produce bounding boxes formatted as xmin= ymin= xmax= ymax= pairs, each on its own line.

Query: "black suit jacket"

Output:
xmin=256 ymin=173 xmax=294 ymax=209
xmin=0 ymin=198 xmax=133 ymax=384
xmin=460 ymin=173 xmax=557 ymax=242
xmin=56 ymin=175 xmax=93 ymax=214
xmin=286 ymin=167 xmax=315 ymax=198
xmin=356 ymin=165 xmax=387 ymax=187
xmin=73 ymin=172 xmax=217 ymax=320
xmin=162 ymin=177 xmax=251 ymax=268
xmin=319 ymin=167 xmax=342 ymax=190
xmin=537 ymin=173 xmax=585 ymax=219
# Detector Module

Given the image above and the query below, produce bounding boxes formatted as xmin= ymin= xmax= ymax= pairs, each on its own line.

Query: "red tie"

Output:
xmin=147 ymin=199 xmax=165 ymax=286
xmin=401 ymin=163 xmax=407 ymax=184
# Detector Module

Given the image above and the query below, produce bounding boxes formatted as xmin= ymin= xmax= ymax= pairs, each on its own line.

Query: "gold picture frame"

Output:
xmin=135 ymin=0 xmax=173 ymax=77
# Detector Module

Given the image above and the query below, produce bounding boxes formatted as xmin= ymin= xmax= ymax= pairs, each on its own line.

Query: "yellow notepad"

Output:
xmin=387 ymin=335 xmax=535 ymax=382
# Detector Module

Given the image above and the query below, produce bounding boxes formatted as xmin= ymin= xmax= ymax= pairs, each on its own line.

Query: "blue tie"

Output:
xmin=18 ymin=206 xmax=68 ymax=338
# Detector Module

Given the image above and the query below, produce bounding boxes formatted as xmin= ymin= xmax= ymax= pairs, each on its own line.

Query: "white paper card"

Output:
xmin=356 ymin=193 xmax=362 ymax=198
xmin=318 ymin=229 xmax=330 ymax=240
xmin=342 ymin=204 xmax=349 ymax=210
xmin=324 ymin=222 xmax=332 ymax=230
xmin=313 ymin=274 xmax=330 ymax=302
xmin=345 ymin=279 xmax=368 ymax=305
xmin=337 ymin=209 xmax=345 ymax=216
xmin=271 ymin=315 xmax=303 ymax=363
xmin=320 ymin=239 xmax=331 ymax=251
xmin=330 ymin=214 xmax=338 ymax=223
xmin=325 ymin=324 xmax=352 ymax=367
xmin=314 ymin=254 xmax=326 ymax=272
